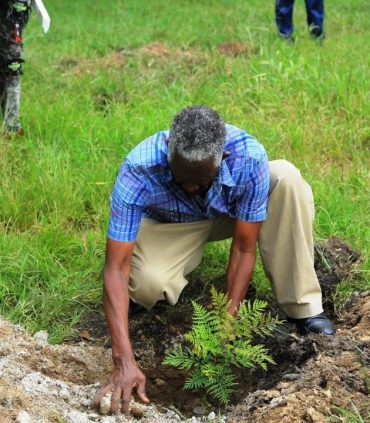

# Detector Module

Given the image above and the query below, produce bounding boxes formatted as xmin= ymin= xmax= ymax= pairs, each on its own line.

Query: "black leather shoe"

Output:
xmin=128 ymin=299 xmax=146 ymax=316
xmin=287 ymin=312 xmax=335 ymax=335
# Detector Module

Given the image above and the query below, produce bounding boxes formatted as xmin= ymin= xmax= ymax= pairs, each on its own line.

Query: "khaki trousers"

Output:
xmin=129 ymin=160 xmax=323 ymax=319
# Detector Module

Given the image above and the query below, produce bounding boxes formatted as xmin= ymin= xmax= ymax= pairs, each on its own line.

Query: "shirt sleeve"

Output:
xmin=236 ymin=156 xmax=270 ymax=222
xmin=108 ymin=161 xmax=149 ymax=242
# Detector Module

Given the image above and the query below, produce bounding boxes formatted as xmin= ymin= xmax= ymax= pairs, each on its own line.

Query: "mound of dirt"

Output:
xmin=0 ymin=238 xmax=368 ymax=422
xmin=314 ymin=237 xmax=362 ymax=313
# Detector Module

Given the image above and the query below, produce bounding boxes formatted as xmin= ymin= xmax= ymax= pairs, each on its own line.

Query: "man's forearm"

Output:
xmin=226 ymin=247 xmax=256 ymax=315
xmin=103 ymin=268 xmax=134 ymax=361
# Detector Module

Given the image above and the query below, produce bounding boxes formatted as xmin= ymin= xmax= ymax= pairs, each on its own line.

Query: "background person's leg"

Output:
xmin=304 ymin=0 xmax=324 ymax=37
xmin=258 ymin=160 xmax=323 ymax=319
xmin=129 ymin=219 xmax=214 ymax=310
xmin=275 ymin=0 xmax=295 ymax=36
xmin=4 ymin=73 xmax=21 ymax=131
xmin=0 ymin=1 xmax=30 ymax=132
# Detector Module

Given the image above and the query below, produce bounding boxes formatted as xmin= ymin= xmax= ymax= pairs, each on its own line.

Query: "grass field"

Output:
xmin=0 ymin=0 xmax=369 ymax=342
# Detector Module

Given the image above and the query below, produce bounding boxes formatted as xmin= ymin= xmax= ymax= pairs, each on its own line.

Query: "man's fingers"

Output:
xmin=111 ymin=386 xmax=122 ymax=415
xmin=92 ymin=383 xmax=112 ymax=408
xmin=136 ymin=380 xmax=150 ymax=404
xmin=121 ymin=388 xmax=133 ymax=414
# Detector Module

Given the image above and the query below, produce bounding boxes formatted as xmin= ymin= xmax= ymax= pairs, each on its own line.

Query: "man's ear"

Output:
xmin=222 ymin=150 xmax=231 ymax=160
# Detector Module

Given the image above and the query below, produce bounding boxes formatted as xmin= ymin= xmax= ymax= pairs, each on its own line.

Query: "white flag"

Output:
xmin=32 ymin=0 xmax=51 ymax=33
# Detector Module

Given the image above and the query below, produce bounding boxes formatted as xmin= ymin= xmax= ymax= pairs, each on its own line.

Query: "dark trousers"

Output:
xmin=275 ymin=0 xmax=324 ymax=36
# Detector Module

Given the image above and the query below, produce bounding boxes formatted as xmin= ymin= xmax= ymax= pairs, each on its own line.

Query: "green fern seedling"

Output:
xmin=163 ymin=287 xmax=282 ymax=405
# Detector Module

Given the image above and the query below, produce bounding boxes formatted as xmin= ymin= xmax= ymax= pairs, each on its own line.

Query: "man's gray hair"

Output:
xmin=167 ymin=106 xmax=226 ymax=165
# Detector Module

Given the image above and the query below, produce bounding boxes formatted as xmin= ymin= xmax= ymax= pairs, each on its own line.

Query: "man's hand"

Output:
xmin=93 ymin=357 xmax=150 ymax=414
xmin=226 ymin=220 xmax=262 ymax=313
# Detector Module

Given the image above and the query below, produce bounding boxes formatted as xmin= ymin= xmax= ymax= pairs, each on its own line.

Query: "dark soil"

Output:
xmin=75 ymin=237 xmax=369 ymax=421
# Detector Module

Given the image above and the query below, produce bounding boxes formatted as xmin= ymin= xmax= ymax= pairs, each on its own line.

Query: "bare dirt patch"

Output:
xmin=59 ymin=43 xmax=203 ymax=77
xmin=217 ymin=42 xmax=253 ymax=57
xmin=0 ymin=238 xmax=369 ymax=422
xmin=137 ymin=42 xmax=203 ymax=66
xmin=59 ymin=51 xmax=129 ymax=77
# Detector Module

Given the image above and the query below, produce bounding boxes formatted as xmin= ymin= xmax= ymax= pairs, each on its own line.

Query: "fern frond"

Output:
xmin=204 ymin=365 xmax=237 ymax=404
xmin=184 ymin=368 xmax=208 ymax=390
xmin=236 ymin=300 xmax=278 ymax=338
xmin=162 ymin=345 xmax=197 ymax=369
xmin=233 ymin=341 xmax=275 ymax=370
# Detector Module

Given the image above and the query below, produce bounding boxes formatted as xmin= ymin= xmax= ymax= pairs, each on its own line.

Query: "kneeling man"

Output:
xmin=96 ymin=106 xmax=335 ymax=414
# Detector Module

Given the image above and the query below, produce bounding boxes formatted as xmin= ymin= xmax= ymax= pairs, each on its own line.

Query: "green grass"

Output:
xmin=328 ymin=402 xmax=370 ymax=423
xmin=0 ymin=0 xmax=369 ymax=342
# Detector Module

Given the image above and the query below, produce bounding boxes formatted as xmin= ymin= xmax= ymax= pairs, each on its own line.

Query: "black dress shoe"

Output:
xmin=128 ymin=299 xmax=146 ymax=316
xmin=287 ymin=312 xmax=335 ymax=335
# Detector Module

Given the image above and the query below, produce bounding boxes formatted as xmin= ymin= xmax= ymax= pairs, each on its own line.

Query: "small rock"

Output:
xmin=64 ymin=410 xmax=90 ymax=423
xmin=130 ymin=402 xmax=146 ymax=417
xmin=282 ymin=373 xmax=299 ymax=381
xmin=193 ymin=405 xmax=207 ymax=415
xmin=154 ymin=378 xmax=166 ymax=386
xmin=270 ymin=396 xmax=287 ymax=408
xmin=100 ymin=393 xmax=112 ymax=415
xmin=60 ymin=387 xmax=69 ymax=400
xmin=208 ymin=411 xmax=216 ymax=421
xmin=33 ymin=330 xmax=48 ymax=345
xmin=16 ymin=410 xmax=31 ymax=423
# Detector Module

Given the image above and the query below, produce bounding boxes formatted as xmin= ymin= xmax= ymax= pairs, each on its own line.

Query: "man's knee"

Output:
xmin=129 ymin=265 xmax=174 ymax=309
xmin=269 ymin=159 xmax=313 ymax=200
xmin=268 ymin=159 xmax=314 ymax=217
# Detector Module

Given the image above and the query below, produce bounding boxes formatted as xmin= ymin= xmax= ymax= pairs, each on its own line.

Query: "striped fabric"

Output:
xmin=108 ymin=124 xmax=270 ymax=242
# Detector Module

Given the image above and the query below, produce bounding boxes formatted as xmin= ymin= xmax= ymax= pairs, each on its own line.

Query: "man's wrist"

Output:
xmin=112 ymin=352 xmax=135 ymax=364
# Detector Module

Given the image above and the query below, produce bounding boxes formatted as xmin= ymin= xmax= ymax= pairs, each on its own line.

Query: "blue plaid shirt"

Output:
xmin=108 ymin=124 xmax=270 ymax=242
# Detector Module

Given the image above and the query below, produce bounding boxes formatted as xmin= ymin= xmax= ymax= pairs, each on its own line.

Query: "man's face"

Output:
xmin=168 ymin=151 xmax=220 ymax=198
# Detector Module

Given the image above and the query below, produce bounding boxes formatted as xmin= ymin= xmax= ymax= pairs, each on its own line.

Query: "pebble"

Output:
xmin=130 ymin=402 xmax=146 ymax=417
xmin=60 ymin=387 xmax=70 ymax=400
xmin=154 ymin=378 xmax=166 ymax=386
xmin=33 ymin=330 xmax=49 ymax=345
xmin=64 ymin=410 xmax=90 ymax=423
xmin=270 ymin=396 xmax=287 ymax=408
xmin=100 ymin=393 xmax=111 ymax=415
xmin=193 ymin=405 xmax=207 ymax=415
xmin=207 ymin=411 xmax=216 ymax=421
xmin=282 ymin=373 xmax=299 ymax=381
xmin=16 ymin=410 xmax=31 ymax=423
